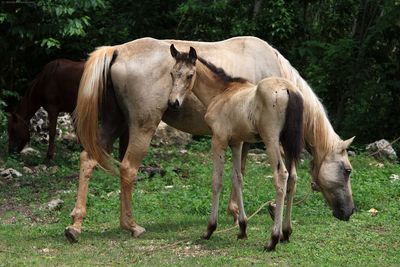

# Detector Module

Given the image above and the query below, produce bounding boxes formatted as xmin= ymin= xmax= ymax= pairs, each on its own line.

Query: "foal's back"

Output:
xmin=205 ymin=77 xmax=300 ymax=143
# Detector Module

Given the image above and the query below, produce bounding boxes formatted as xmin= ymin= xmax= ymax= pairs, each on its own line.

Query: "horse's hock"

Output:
xmin=29 ymin=108 xmax=191 ymax=147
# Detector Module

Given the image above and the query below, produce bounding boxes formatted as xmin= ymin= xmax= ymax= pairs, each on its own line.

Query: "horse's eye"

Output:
xmin=187 ymin=74 xmax=193 ymax=79
xmin=345 ymin=168 xmax=352 ymax=175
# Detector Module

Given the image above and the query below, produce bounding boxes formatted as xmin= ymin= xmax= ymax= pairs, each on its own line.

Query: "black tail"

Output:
xmin=280 ymin=90 xmax=304 ymax=167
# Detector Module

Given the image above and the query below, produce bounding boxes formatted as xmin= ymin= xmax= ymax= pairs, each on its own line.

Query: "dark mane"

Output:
xmin=197 ymin=57 xmax=247 ymax=84
xmin=174 ymin=52 xmax=247 ymax=84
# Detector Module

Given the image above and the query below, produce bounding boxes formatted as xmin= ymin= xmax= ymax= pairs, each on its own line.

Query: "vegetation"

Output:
xmin=1 ymin=136 xmax=400 ymax=265
xmin=0 ymin=0 xmax=399 ymax=144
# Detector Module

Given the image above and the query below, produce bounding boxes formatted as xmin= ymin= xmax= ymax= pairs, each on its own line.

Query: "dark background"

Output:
xmin=1 ymin=0 xmax=399 ymax=145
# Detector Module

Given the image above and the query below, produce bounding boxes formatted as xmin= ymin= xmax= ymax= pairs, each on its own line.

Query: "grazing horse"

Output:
xmin=170 ymin=45 xmax=305 ymax=251
xmin=7 ymin=59 xmax=83 ymax=159
xmin=67 ymin=37 xmax=355 ymax=243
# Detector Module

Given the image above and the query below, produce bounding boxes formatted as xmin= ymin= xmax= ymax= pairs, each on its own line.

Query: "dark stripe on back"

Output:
xmin=197 ymin=57 xmax=247 ymax=84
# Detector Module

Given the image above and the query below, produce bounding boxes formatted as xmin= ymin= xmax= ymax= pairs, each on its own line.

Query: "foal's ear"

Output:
xmin=189 ymin=47 xmax=197 ymax=62
xmin=170 ymin=44 xmax=178 ymax=58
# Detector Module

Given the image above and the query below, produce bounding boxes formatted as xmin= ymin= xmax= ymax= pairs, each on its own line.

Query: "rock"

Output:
xmin=366 ymin=139 xmax=397 ymax=161
xmin=48 ymin=166 xmax=59 ymax=174
xmin=47 ymin=199 xmax=64 ymax=211
xmin=21 ymin=147 xmax=40 ymax=157
xmin=389 ymin=174 xmax=399 ymax=183
xmin=23 ymin=166 xmax=34 ymax=174
xmin=0 ymin=168 xmax=22 ymax=178
xmin=29 ymin=108 xmax=75 ymax=143
xmin=151 ymin=122 xmax=192 ymax=147
xmin=348 ymin=150 xmax=356 ymax=157
xmin=248 ymin=148 xmax=265 ymax=154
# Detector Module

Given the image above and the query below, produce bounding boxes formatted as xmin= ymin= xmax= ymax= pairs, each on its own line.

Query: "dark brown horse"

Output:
xmin=7 ymin=59 xmax=83 ymax=159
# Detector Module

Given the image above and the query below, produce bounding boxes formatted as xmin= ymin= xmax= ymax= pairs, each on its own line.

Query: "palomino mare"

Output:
xmin=170 ymin=45 xmax=305 ymax=251
xmin=7 ymin=59 xmax=83 ymax=160
xmin=67 ymin=37 xmax=355 ymax=243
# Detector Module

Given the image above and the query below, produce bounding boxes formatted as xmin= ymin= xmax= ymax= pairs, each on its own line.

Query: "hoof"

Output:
xmin=237 ymin=232 xmax=247 ymax=240
xmin=131 ymin=225 xmax=146 ymax=238
xmin=281 ymin=228 xmax=292 ymax=242
xmin=264 ymin=243 xmax=276 ymax=252
xmin=65 ymin=227 xmax=80 ymax=243
xmin=202 ymin=223 xmax=217 ymax=240
xmin=264 ymin=233 xmax=279 ymax=252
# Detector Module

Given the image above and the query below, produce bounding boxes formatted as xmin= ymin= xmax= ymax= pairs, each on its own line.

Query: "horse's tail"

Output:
xmin=280 ymin=87 xmax=304 ymax=168
xmin=73 ymin=46 xmax=117 ymax=171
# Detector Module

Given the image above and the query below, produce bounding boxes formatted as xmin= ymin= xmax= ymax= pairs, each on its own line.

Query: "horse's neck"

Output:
xmin=302 ymin=87 xmax=341 ymax=165
xmin=192 ymin=62 xmax=228 ymax=106
xmin=17 ymin=84 xmax=41 ymax=121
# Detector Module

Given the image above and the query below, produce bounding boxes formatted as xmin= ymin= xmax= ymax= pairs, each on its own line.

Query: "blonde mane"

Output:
xmin=272 ymin=48 xmax=341 ymax=166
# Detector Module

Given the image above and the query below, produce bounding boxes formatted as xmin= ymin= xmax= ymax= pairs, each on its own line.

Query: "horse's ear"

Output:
xmin=341 ymin=136 xmax=355 ymax=150
xmin=189 ymin=47 xmax=197 ymax=62
xmin=170 ymin=44 xmax=178 ymax=58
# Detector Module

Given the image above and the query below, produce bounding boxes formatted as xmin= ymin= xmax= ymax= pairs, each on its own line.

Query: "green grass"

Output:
xmin=0 ymin=135 xmax=399 ymax=266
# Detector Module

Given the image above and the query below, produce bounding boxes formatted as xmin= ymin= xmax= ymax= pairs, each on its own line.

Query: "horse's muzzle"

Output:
xmin=168 ymin=99 xmax=180 ymax=110
xmin=333 ymin=207 xmax=355 ymax=221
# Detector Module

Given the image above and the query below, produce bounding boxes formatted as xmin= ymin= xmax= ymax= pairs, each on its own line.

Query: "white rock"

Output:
xmin=389 ymin=174 xmax=399 ymax=182
xmin=21 ymin=147 xmax=40 ymax=156
xmin=47 ymin=199 xmax=64 ymax=211
xmin=366 ymin=139 xmax=397 ymax=161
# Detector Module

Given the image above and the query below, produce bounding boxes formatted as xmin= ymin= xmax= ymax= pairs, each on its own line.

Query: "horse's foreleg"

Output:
xmin=263 ymin=139 xmax=288 ymax=251
xmin=231 ymin=141 xmax=248 ymax=239
xmin=65 ymin=150 xmax=97 ymax=243
xmin=227 ymin=142 xmax=250 ymax=224
xmin=202 ymin=135 xmax=227 ymax=240
xmin=46 ymin=109 xmax=58 ymax=160
xmin=119 ymin=125 xmax=156 ymax=238
xmin=281 ymin=162 xmax=297 ymax=242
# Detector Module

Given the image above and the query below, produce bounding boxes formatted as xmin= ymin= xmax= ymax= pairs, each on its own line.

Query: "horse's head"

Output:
xmin=311 ymin=137 xmax=355 ymax=221
xmin=7 ymin=112 xmax=30 ymax=153
xmin=168 ymin=44 xmax=197 ymax=109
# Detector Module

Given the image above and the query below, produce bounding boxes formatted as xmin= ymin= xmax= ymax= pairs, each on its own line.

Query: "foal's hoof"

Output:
xmin=264 ymin=242 xmax=276 ymax=252
xmin=281 ymin=228 xmax=292 ymax=242
xmin=65 ymin=226 xmax=80 ymax=243
xmin=202 ymin=223 xmax=217 ymax=240
xmin=237 ymin=232 xmax=247 ymax=240
xmin=130 ymin=225 xmax=146 ymax=238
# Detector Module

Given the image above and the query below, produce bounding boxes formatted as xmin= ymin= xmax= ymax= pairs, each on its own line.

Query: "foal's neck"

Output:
xmin=192 ymin=61 xmax=232 ymax=107
xmin=17 ymin=84 xmax=41 ymax=121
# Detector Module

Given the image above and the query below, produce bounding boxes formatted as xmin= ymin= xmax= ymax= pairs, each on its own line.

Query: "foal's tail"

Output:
xmin=280 ymin=88 xmax=304 ymax=167
xmin=73 ymin=46 xmax=117 ymax=171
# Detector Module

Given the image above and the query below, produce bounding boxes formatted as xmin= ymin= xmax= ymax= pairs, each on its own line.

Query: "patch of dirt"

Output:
xmin=0 ymin=201 xmax=37 ymax=222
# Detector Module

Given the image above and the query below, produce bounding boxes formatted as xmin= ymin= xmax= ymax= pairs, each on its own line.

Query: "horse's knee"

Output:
xmin=212 ymin=180 xmax=223 ymax=194
xmin=120 ymin=161 xmax=137 ymax=186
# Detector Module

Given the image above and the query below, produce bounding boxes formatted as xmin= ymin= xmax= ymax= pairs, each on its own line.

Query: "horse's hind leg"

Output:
xmin=281 ymin=162 xmax=297 ymax=242
xmin=119 ymin=124 xmax=157 ymax=237
xmin=65 ymin=150 xmax=97 ymax=243
xmin=202 ymin=134 xmax=227 ymax=240
xmin=231 ymin=141 xmax=248 ymax=239
xmin=227 ymin=142 xmax=250 ymax=224
xmin=262 ymin=136 xmax=288 ymax=251
xmin=46 ymin=108 xmax=58 ymax=160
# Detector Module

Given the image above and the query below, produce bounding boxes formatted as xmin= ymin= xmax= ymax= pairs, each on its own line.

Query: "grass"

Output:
xmin=0 ymin=134 xmax=399 ymax=266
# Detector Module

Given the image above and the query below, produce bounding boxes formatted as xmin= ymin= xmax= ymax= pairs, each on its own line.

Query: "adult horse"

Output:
xmin=7 ymin=59 xmax=83 ymax=160
xmin=67 ymin=37 xmax=355 ymax=243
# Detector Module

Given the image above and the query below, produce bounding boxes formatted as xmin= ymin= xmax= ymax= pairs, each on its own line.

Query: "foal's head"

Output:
xmin=168 ymin=44 xmax=197 ymax=109
xmin=312 ymin=137 xmax=355 ymax=221
xmin=7 ymin=112 xmax=30 ymax=153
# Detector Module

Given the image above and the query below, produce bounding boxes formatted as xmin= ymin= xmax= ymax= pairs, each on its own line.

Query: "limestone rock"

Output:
xmin=366 ymin=139 xmax=397 ymax=161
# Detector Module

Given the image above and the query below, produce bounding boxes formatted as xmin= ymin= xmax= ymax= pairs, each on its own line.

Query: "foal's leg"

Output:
xmin=281 ymin=162 xmax=298 ymax=242
xmin=119 ymin=125 xmax=156 ymax=237
xmin=202 ymin=134 xmax=228 ymax=239
xmin=227 ymin=142 xmax=250 ymax=224
xmin=231 ymin=141 xmax=248 ymax=239
xmin=262 ymin=137 xmax=289 ymax=251
xmin=46 ymin=108 xmax=58 ymax=160
xmin=65 ymin=150 xmax=97 ymax=243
